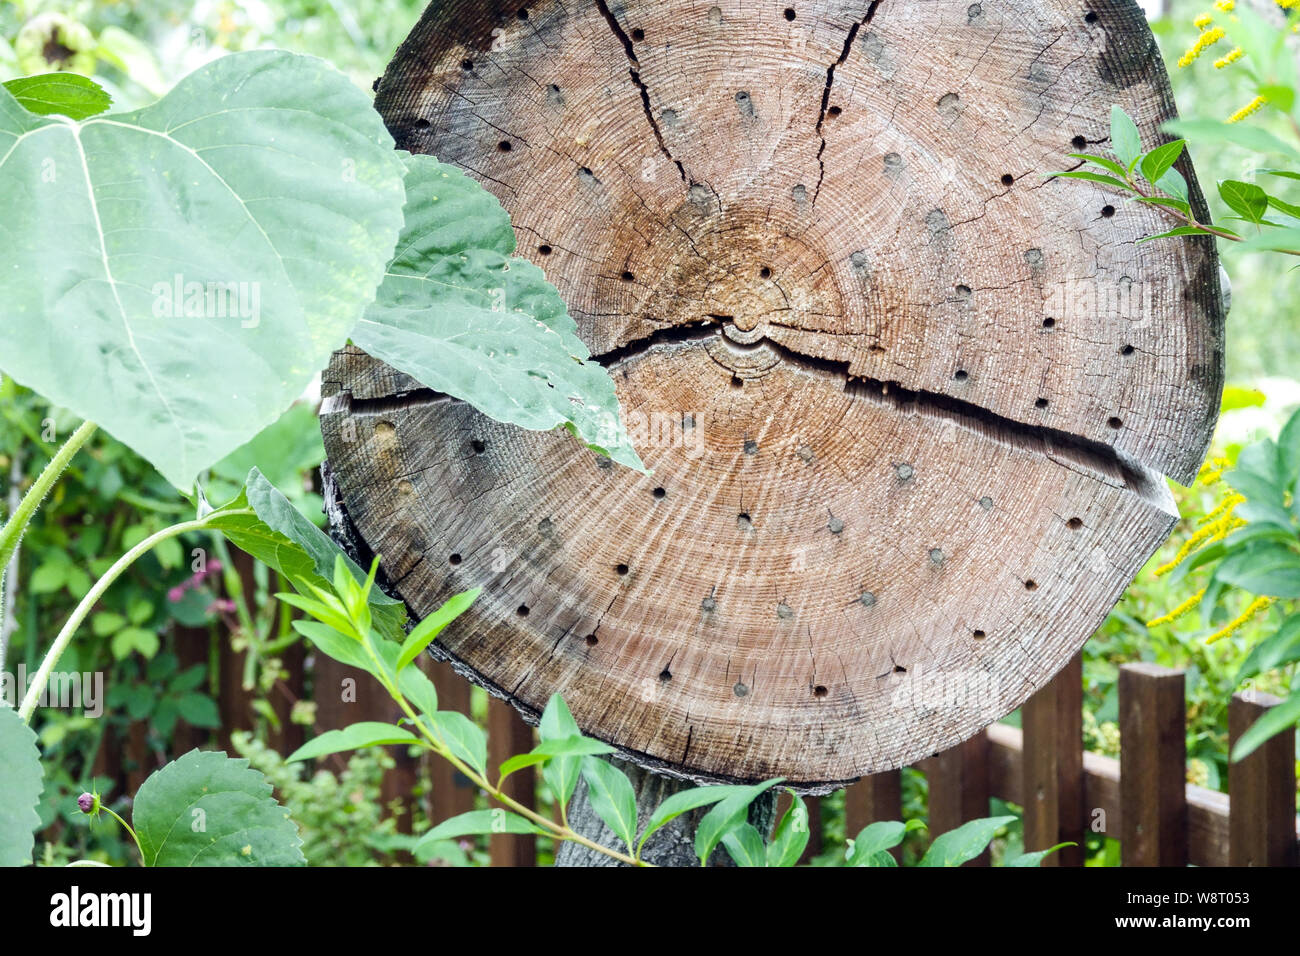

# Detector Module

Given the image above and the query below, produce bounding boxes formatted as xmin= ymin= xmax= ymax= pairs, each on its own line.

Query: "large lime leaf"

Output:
xmin=206 ymin=467 xmax=405 ymax=638
xmin=3 ymin=73 xmax=110 ymax=119
xmin=132 ymin=749 xmax=305 ymax=866
xmin=0 ymin=51 xmax=407 ymax=489
xmin=351 ymin=153 xmax=645 ymax=471
xmin=0 ymin=706 xmax=44 ymax=867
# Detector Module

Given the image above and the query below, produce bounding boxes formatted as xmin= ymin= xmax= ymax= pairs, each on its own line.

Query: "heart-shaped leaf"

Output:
xmin=0 ymin=51 xmax=407 ymax=488
xmin=0 ymin=706 xmax=44 ymax=867
xmin=132 ymin=749 xmax=305 ymax=866
xmin=351 ymin=153 xmax=644 ymax=472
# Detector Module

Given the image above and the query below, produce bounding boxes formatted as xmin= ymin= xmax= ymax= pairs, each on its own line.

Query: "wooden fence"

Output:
xmin=425 ymin=654 xmax=1300 ymax=867
xmin=77 ymin=575 xmax=1300 ymax=867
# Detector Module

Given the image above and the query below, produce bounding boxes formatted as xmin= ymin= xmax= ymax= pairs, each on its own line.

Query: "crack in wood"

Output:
xmin=813 ymin=0 xmax=882 ymax=204
xmin=594 ymin=0 xmax=688 ymax=183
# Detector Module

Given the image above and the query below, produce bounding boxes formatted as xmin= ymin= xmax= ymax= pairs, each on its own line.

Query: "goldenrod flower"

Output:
xmin=1214 ymin=0 xmax=1235 ymax=10
xmin=1197 ymin=491 xmax=1245 ymax=526
xmin=1194 ymin=12 xmax=1214 ymax=28
xmin=1228 ymin=94 xmax=1267 ymax=123
xmin=1198 ymin=455 xmax=1231 ymax=485
xmin=1154 ymin=508 xmax=1244 ymax=576
xmin=1147 ymin=587 xmax=1207 ymax=627
xmin=1179 ymin=26 xmax=1226 ymax=68
xmin=1214 ymin=46 xmax=1244 ymax=68
xmin=1206 ymin=595 xmax=1273 ymax=643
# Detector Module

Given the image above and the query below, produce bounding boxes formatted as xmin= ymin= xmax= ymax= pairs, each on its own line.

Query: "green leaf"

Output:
xmin=1266 ymin=193 xmax=1300 ymax=221
xmin=291 ymin=619 xmax=374 ymax=674
xmin=1068 ymin=152 xmax=1128 ymax=178
xmin=1221 ymin=385 xmax=1267 ymax=412
xmin=1236 ymin=226 xmax=1300 ymax=254
xmin=694 ymin=779 xmax=782 ymax=866
xmin=132 ymin=749 xmax=305 ymax=865
xmin=766 ymin=790 xmax=811 ymax=867
xmin=721 ymin=822 xmax=768 ymax=867
xmin=211 ymin=468 xmax=404 ymax=639
xmin=498 ymin=734 xmax=617 ymax=780
xmin=3 ymin=73 xmax=110 ymax=119
xmin=0 ymin=51 xmax=407 ymax=488
xmin=1137 ymin=226 xmax=1216 ymax=243
xmin=1051 ymin=170 xmax=1131 ymax=191
xmin=111 ymin=626 xmax=159 ymax=660
xmin=0 ymin=706 xmax=44 ymax=867
xmin=918 ymin=815 xmax=1016 ymax=867
xmin=637 ymin=783 xmax=756 ymax=854
xmin=351 ymin=153 xmax=645 ymax=472
xmin=580 ymin=757 xmax=638 ymax=852
xmin=175 ymin=692 xmax=220 ymax=727
xmin=287 ymin=722 xmax=418 ymax=762
xmin=1134 ymin=195 xmax=1192 ymax=215
xmin=1139 ymin=140 xmax=1185 ymax=187
xmin=1110 ymin=105 xmax=1142 ymax=169
xmin=412 ymin=809 xmax=545 ymax=851
xmin=423 ymin=710 xmax=487 ymax=778
xmin=1156 ymin=166 xmax=1189 ymax=202
xmin=538 ymin=695 xmax=584 ymax=812
xmin=1230 ymin=689 xmax=1300 ymax=761
xmin=1004 ymin=842 xmax=1074 ymax=866
xmin=1219 ymin=180 xmax=1269 ymax=224
xmin=846 ymin=819 xmax=925 ymax=865
xmin=1163 ymin=118 xmax=1300 ymax=162
xmin=1214 ymin=542 xmax=1300 ymax=598
xmin=397 ymin=589 xmax=479 ymax=672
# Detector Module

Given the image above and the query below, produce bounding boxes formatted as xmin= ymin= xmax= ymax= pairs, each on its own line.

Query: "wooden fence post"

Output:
xmin=1229 ymin=691 xmax=1298 ymax=867
xmin=487 ymin=695 xmax=537 ymax=866
xmin=1119 ymin=663 xmax=1186 ymax=866
xmin=845 ymin=770 xmax=903 ymax=860
xmin=926 ymin=730 xmax=990 ymax=866
xmin=1021 ymin=652 xmax=1084 ymax=866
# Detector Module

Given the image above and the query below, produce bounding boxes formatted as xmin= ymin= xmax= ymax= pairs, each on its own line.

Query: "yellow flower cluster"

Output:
xmin=1178 ymin=25 xmax=1225 ymax=68
xmin=1152 ymin=489 xmax=1245 ymax=578
xmin=1206 ymin=595 xmax=1274 ymax=643
xmin=1228 ymin=94 xmax=1268 ymax=123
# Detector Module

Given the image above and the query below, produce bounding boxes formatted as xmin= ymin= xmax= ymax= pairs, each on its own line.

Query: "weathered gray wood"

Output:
xmin=320 ymin=0 xmax=1222 ymax=788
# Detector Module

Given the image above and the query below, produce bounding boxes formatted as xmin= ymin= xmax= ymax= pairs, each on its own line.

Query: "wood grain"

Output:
xmin=322 ymin=0 xmax=1222 ymax=787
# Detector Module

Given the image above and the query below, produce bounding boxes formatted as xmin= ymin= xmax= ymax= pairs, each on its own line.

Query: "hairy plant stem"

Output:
xmin=0 ymin=421 xmax=98 ymax=645
xmin=356 ymin=635 xmax=650 ymax=866
xmin=18 ymin=512 xmax=251 ymax=721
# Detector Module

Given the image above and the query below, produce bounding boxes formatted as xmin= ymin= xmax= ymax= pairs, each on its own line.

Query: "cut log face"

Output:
xmin=322 ymin=0 xmax=1223 ymax=787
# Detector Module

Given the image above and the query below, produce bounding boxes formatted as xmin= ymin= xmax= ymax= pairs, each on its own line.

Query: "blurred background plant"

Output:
xmin=0 ymin=0 xmax=1295 ymax=867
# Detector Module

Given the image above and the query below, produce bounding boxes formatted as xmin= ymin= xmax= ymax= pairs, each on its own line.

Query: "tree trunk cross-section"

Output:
xmin=321 ymin=0 xmax=1223 ymax=789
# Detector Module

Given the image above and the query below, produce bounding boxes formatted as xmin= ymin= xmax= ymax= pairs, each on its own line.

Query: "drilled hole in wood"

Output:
xmin=653 ymin=486 xmax=666 ymax=499
xmin=759 ymin=266 xmax=772 ymax=279
xmin=1071 ymin=134 xmax=1087 ymax=149
xmin=585 ymin=634 xmax=598 ymax=646
xmin=517 ymin=604 xmax=530 ymax=617
xmin=471 ymin=439 xmax=486 ymax=454
xmin=1108 ymin=416 xmax=1123 ymax=429
xmin=1120 ymin=344 xmax=1135 ymax=355
xmin=460 ymin=58 xmax=474 ymax=71
xmin=537 ymin=244 xmax=552 ymax=255
xmin=744 ymin=439 xmax=759 ymax=455
xmin=498 ymin=140 xmax=512 ymax=152
xmin=813 ymin=685 xmax=828 ymax=698
xmin=1042 ymin=317 xmax=1055 ymax=329
xmin=516 ymin=7 xmax=528 ymax=19
xmin=733 ymin=682 xmax=748 ymax=697
xmin=954 ymin=369 xmax=968 ymax=381
xmin=1101 ymin=204 xmax=1115 ymax=218
xmin=1035 ymin=397 xmax=1049 ymax=409
xmin=784 ymin=7 xmax=796 ymax=20
xmin=632 ymin=27 xmax=645 ymax=41
xmin=412 ymin=118 xmax=430 ymax=130
xmin=955 ymin=284 xmax=971 ymax=297
xmin=1025 ymin=579 xmax=1038 ymax=591
xmin=1067 ymin=516 xmax=1084 ymax=530
xmin=893 ymin=664 xmax=906 ymax=673
xmin=659 ymin=668 xmax=672 ymax=681
xmin=621 ymin=270 xmax=635 ymax=281
xmin=1000 ymin=173 xmax=1014 ymax=186
xmin=730 ymin=374 xmax=744 ymax=388
xmin=828 ymin=105 xmax=842 ymax=117
xmin=972 ymin=629 xmax=986 ymax=639
xmin=449 ymin=553 xmax=462 ymax=565
xmin=1085 ymin=10 xmax=1098 ymax=22
xmin=616 ymin=563 xmax=629 ymax=576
